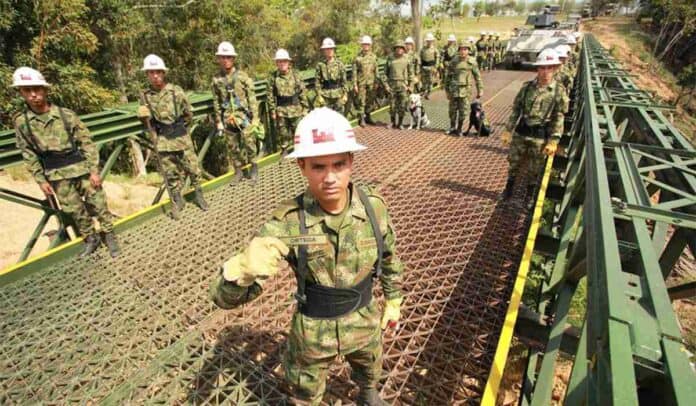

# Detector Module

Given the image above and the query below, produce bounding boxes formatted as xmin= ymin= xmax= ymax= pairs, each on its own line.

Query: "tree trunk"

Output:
xmin=411 ymin=0 xmax=422 ymax=51
xmin=658 ymin=27 xmax=686 ymax=62
xmin=113 ymin=60 xmax=129 ymax=104
xmin=653 ymin=21 xmax=671 ymax=56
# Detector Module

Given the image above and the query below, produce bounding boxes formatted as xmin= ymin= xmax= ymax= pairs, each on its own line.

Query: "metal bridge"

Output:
xmin=1 ymin=35 xmax=694 ymax=405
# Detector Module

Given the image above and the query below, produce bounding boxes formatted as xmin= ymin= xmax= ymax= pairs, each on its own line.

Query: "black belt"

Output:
xmin=322 ymin=80 xmax=341 ymax=90
xmin=276 ymin=94 xmax=299 ymax=106
xmin=515 ymin=122 xmax=548 ymax=140
xmin=421 ymin=60 xmax=436 ymax=67
xmin=42 ymin=149 xmax=85 ymax=170
xmin=297 ymin=274 xmax=373 ymax=319
xmin=154 ymin=119 xmax=187 ymax=139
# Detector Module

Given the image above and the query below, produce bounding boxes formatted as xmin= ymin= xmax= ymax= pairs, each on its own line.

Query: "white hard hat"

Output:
xmin=142 ymin=54 xmax=168 ymax=71
xmin=216 ymin=41 xmax=237 ymax=56
xmin=11 ymin=67 xmax=50 ymax=87
xmin=447 ymin=34 xmax=456 ymax=42
xmin=555 ymin=44 xmax=571 ymax=58
xmin=274 ymin=48 xmax=292 ymax=61
xmin=405 ymin=36 xmax=415 ymax=44
xmin=360 ymin=35 xmax=372 ymax=45
xmin=564 ymin=34 xmax=577 ymax=45
xmin=287 ymin=108 xmax=366 ymax=159
xmin=320 ymin=37 xmax=336 ymax=49
xmin=573 ymin=32 xmax=582 ymax=39
xmin=480 ymin=31 xmax=486 ymax=35
xmin=534 ymin=48 xmax=561 ymax=66
xmin=467 ymin=36 xmax=476 ymax=43
xmin=425 ymin=33 xmax=435 ymax=41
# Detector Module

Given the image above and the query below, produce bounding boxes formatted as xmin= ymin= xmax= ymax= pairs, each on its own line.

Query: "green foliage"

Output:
xmin=529 ymin=1 xmax=547 ymax=13
xmin=677 ymin=65 xmax=696 ymax=90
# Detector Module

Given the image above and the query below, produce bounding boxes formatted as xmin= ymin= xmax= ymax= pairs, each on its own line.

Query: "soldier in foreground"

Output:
xmin=211 ymin=42 xmax=261 ymax=182
xmin=501 ymin=49 xmax=569 ymax=206
xmin=12 ymin=67 xmax=120 ymax=257
xmin=137 ymin=54 xmax=208 ymax=213
xmin=383 ymin=41 xmax=413 ymax=130
xmin=419 ymin=32 xmax=440 ymax=99
xmin=210 ymin=108 xmax=404 ymax=405
xmin=353 ymin=35 xmax=380 ymax=127
xmin=267 ymin=49 xmax=309 ymax=156
xmin=445 ymin=42 xmax=483 ymax=136
xmin=314 ymin=37 xmax=349 ymax=114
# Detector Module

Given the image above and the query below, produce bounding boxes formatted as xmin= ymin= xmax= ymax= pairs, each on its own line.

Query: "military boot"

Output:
xmin=397 ymin=115 xmax=405 ymax=130
xmin=172 ymin=189 xmax=185 ymax=211
xmin=365 ymin=113 xmax=376 ymax=125
xmin=502 ymin=176 xmax=515 ymax=200
xmin=447 ymin=118 xmax=457 ymax=135
xmin=248 ymin=162 xmax=259 ymax=182
xmin=104 ymin=232 xmax=120 ymax=258
xmin=456 ymin=120 xmax=465 ymax=136
xmin=80 ymin=234 xmax=101 ymax=257
xmin=230 ymin=164 xmax=243 ymax=185
xmin=194 ymin=186 xmax=209 ymax=211
xmin=357 ymin=388 xmax=388 ymax=406
xmin=359 ymin=114 xmax=367 ymax=127
xmin=387 ymin=114 xmax=396 ymax=129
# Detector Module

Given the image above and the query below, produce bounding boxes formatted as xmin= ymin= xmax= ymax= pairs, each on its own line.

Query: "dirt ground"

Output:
xmin=0 ymin=171 xmax=159 ymax=269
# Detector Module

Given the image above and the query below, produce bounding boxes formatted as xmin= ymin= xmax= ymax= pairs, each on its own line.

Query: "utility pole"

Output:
xmin=412 ymin=0 xmax=422 ymax=50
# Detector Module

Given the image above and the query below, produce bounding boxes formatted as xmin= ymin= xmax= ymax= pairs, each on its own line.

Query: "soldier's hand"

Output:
xmin=381 ymin=297 xmax=403 ymax=330
xmin=216 ymin=121 xmax=224 ymax=132
xmin=271 ymin=112 xmax=277 ymax=121
xmin=223 ymin=237 xmax=289 ymax=286
xmin=477 ymin=91 xmax=483 ymax=99
xmin=225 ymin=114 xmax=237 ymax=126
xmin=136 ymin=105 xmax=151 ymax=120
xmin=501 ymin=129 xmax=512 ymax=146
xmin=89 ymin=172 xmax=102 ymax=189
xmin=341 ymin=94 xmax=348 ymax=104
xmin=39 ymin=182 xmax=55 ymax=197
xmin=543 ymin=140 xmax=559 ymax=156
xmin=353 ymin=85 xmax=358 ymax=94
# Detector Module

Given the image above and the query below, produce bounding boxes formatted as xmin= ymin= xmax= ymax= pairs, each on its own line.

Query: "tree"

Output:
xmin=676 ymin=64 xmax=696 ymax=108
xmin=412 ymin=0 xmax=421 ymax=50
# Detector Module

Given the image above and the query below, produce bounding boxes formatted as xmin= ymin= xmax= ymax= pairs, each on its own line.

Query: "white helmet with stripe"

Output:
xmin=287 ymin=108 xmax=366 ymax=159
xmin=11 ymin=67 xmax=50 ymax=87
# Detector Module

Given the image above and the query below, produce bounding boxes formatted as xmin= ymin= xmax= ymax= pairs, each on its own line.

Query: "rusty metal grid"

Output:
xmin=0 ymin=70 xmax=534 ymax=405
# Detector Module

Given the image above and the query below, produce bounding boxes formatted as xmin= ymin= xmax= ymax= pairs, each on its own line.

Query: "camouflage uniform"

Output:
xmin=441 ymin=44 xmax=458 ymax=83
xmin=476 ymin=37 xmax=489 ymax=69
xmin=211 ymin=68 xmax=259 ymax=169
xmin=210 ymin=184 xmax=404 ymax=404
xmin=267 ymin=69 xmax=309 ymax=151
xmin=406 ymin=49 xmax=420 ymax=92
xmin=493 ymin=37 xmax=504 ymax=65
xmin=554 ymin=64 xmax=575 ymax=96
xmin=486 ymin=39 xmax=497 ymax=70
xmin=419 ymin=44 xmax=440 ymax=97
xmin=315 ymin=58 xmax=348 ymax=114
xmin=141 ymin=83 xmax=201 ymax=192
xmin=14 ymin=105 xmax=114 ymax=237
xmin=505 ymin=79 xmax=568 ymax=182
xmin=352 ymin=50 xmax=379 ymax=120
xmin=383 ymin=50 xmax=413 ymax=128
xmin=445 ymin=49 xmax=483 ymax=134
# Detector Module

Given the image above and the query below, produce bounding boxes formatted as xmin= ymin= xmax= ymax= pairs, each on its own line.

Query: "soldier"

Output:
xmin=383 ymin=41 xmax=413 ymax=130
xmin=440 ymin=34 xmax=458 ymax=82
xmin=486 ymin=33 xmax=497 ymax=71
xmin=493 ymin=33 xmax=503 ymax=67
xmin=314 ymin=37 xmax=349 ymax=114
xmin=353 ymin=35 xmax=380 ymax=127
xmin=210 ymin=108 xmax=404 ymax=405
xmin=12 ymin=67 xmax=120 ymax=257
xmin=467 ymin=36 xmax=478 ymax=59
xmin=501 ymin=49 xmax=569 ymax=205
xmin=445 ymin=42 xmax=483 ymax=136
xmin=476 ymin=32 xmax=489 ymax=70
xmin=137 ymin=54 xmax=209 ymax=213
xmin=419 ymin=32 xmax=440 ymax=99
xmin=404 ymin=36 xmax=420 ymax=92
xmin=554 ymin=44 xmax=575 ymax=95
xmin=565 ymin=34 xmax=579 ymax=66
xmin=211 ymin=42 xmax=261 ymax=182
xmin=267 ymin=49 xmax=309 ymax=157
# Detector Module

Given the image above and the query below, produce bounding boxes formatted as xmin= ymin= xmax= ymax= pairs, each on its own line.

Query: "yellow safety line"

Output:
xmin=481 ymin=155 xmax=555 ymax=405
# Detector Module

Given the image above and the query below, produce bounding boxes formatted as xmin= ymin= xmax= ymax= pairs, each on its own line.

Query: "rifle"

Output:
xmin=138 ymin=94 xmax=180 ymax=220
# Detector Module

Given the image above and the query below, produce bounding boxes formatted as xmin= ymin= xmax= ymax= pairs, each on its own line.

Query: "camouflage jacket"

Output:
xmin=441 ymin=45 xmax=458 ymax=66
xmin=211 ymin=68 xmax=259 ymax=130
xmin=140 ymin=83 xmax=194 ymax=152
xmin=476 ymin=39 xmax=489 ymax=53
xmin=14 ymin=105 xmax=99 ymax=183
xmin=406 ymin=50 xmax=420 ymax=77
xmin=315 ymin=58 xmax=348 ymax=99
xmin=492 ymin=39 xmax=503 ymax=52
xmin=212 ymin=184 xmax=404 ymax=358
xmin=420 ymin=46 xmax=440 ymax=70
xmin=352 ymin=51 xmax=379 ymax=87
xmin=266 ymin=69 xmax=309 ymax=118
xmin=506 ymin=79 xmax=569 ymax=140
xmin=554 ymin=64 xmax=575 ymax=93
xmin=445 ymin=55 xmax=483 ymax=97
xmin=384 ymin=55 xmax=413 ymax=92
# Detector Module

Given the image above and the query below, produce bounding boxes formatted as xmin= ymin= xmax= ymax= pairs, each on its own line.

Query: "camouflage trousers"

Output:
xmin=421 ymin=67 xmax=437 ymax=94
xmin=159 ymin=148 xmax=201 ymax=191
xmin=51 ymin=175 xmax=114 ymax=236
xmin=507 ymin=135 xmax=546 ymax=181
xmin=389 ymin=90 xmax=408 ymax=117
xmin=356 ymin=83 xmax=377 ymax=115
xmin=318 ymin=96 xmax=345 ymax=115
xmin=284 ymin=310 xmax=383 ymax=405
xmin=477 ymin=55 xmax=486 ymax=69
xmin=275 ymin=115 xmax=302 ymax=151
xmin=449 ymin=96 xmax=471 ymax=124
xmin=225 ymin=126 xmax=257 ymax=168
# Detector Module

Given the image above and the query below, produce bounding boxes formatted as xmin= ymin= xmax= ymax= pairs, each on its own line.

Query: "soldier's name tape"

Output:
xmin=278 ymin=235 xmax=329 ymax=246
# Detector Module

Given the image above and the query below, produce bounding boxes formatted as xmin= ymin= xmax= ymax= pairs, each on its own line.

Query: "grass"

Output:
xmin=4 ymin=165 xmax=32 ymax=182
xmin=429 ymin=16 xmax=527 ymax=42
xmin=106 ymin=172 xmax=163 ymax=187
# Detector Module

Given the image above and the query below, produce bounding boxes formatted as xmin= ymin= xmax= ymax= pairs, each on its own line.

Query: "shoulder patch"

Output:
xmin=271 ymin=197 xmax=301 ymax=220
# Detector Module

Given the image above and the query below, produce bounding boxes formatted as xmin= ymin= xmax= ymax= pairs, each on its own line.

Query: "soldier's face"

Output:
xmin=217 ymin=56 xmax=235 ymax=70
xmin=298 ymin=153 xmax=353 ymax=207
xmin=458 ymin=48 xmax=469 ymax=58
xmin=395 ymin=47 xmax=404 ymax=56
xmin=536 ymin=65 xmax=555 ymax=85
xmin=19 ymin=86 xmax=48 ymax=110
xmin=406 ymin=44 xmax=413 ymax=52
xmin=361 ymin=44 xmax=371 ymax=52
xmin=276 ymin=60 xmax=290 ymax=73
xmin=147 ymin=70 xmax=166 ymax=89
xmin=322 ymin=48 xmax=335 ymax=59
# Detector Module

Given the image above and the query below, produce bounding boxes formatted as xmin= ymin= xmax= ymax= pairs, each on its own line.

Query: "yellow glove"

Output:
xmin=225 ymin=114 xmax=237 ymax=126
xmin=501 ymin=129 xmax=512 ymax=146
xmin=222 ymin=237 xmax=289 ymax=286
xmin=137 ymin=105 xmax=151 ymax=119
xmin=543 ymin=139 xmax=559 ymax=156
xmin=341 ymin=94 xmax=348 ymax=104
xmin=381 ymin=297 xmax=403 ymax=330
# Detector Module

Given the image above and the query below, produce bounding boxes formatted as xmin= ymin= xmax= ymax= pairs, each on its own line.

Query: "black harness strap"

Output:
xmin=295 ymin=194 xmax=309 ymax=305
